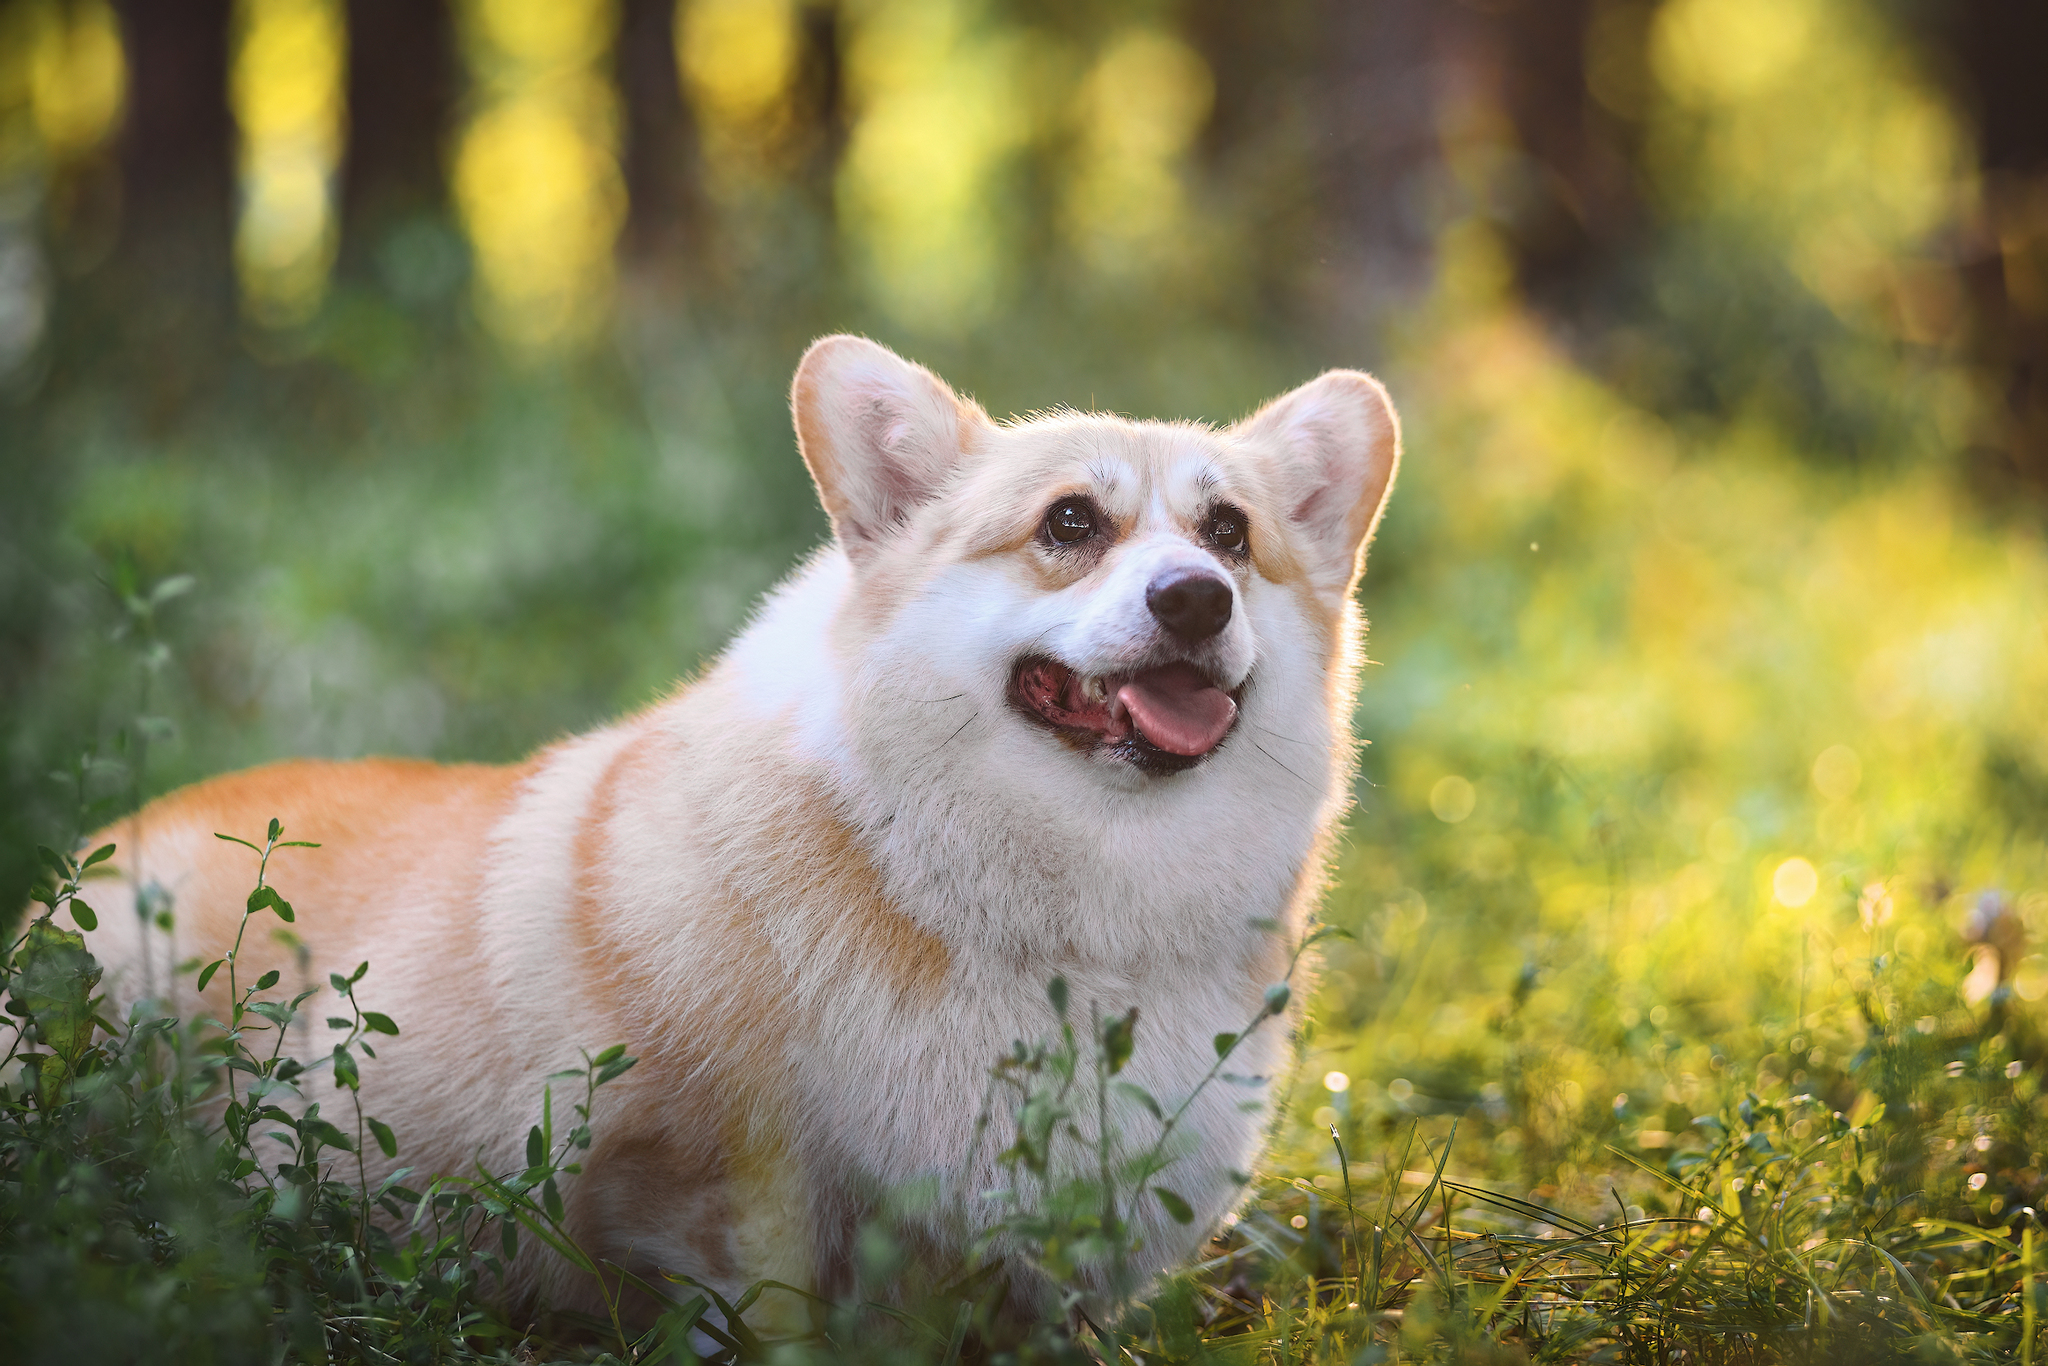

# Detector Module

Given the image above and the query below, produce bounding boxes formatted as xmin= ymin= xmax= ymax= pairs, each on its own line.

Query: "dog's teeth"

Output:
xmin=1082 ymin=675 xmax=1107 ymax=703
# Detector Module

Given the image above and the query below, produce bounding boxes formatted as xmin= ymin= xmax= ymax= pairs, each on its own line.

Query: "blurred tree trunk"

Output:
xmin=114 ymin=0 xmax=233 ymax=263
xmin=1938 ymin=0 xmax=2048 ymax=498
xmin=106 ymin=0 xmax=235 ymax=412
xmin=790 ymin=2 xmax=845 ymax=201
xmin=1311 ymin=0 xmax=1444 ymax=335
xmin=1284 ymin=0 xmax=1635 ymax=344
xmin=1472 ymin=0 xmax=1638 ymax=303
xmin=339 ymin=0 xmax=457 ymax=248
xmin=618 ymin=0 xmax=696 ymax=264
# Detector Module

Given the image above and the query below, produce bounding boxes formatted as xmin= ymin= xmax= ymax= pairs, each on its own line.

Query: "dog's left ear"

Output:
xmin=1232 ymin=370 xmax=1401 ymax=588
xmin=791 ymin=335 xmax=989 ymax=563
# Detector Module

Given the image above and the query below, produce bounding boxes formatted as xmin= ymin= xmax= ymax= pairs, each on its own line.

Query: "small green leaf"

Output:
xmin=1213 ymin=1032 xmax=1239 ymax=1059
xmin=246 ymin=885 xmax=294 ymax=922
xmin=255 ymin=969 xmax=280 ymax=991
xmin=36 ymin=845 xmax=71 ymax=875
xmin=332 ymin=1045 xmax=360 ymax=1090
xmin=1047 ymin=975 xmax=1069 ymax=1018
xmin=367 ymin=1116 xmax=398 ymax=1158
xmin=1153 ymin=1187 xmax=1195 ymax=1224
xmin=196 ymin=959 xmax=225 ymax=992
xmin=362 ymin=1011 xmax=399 ymax=1036
xmin=1249 ymin=916 xmax=1281 ymax=933
xmin=329 ymin=972 xmax=351 ymax=994
xmin=350 ymin=960 xmax=368 ymax=983
xmin=82 ymin=843 xmax=116 ymax=869
xmin=592 ymin=1043 xmax=626 ymax=1067
xmin=1263 ymin=983 xmax=1291 ymax=1016
xmin=1102 ymin=1008 xmax=1138 ymax=1074
xmin=327 ymin=1016 xmax=353 ymax=1030
xmin=267 ymin=818 xmax=281 ymax=842
xmin=543 ymin=1175 xmax=564 ymax=1223
xmin=16 ymin=920 xmax=104 ymax=1067
xmin=69 ymin=900 xmax=97 ymax=932
xmin=596 ymin=1054 xmax=638 ymax=1085
xmin=303 ymin=1116 xmax=355 ymax=1152
xmin=1113 ymin=1080 xmax=1163 ymax=1119
xmin=214 ymin=832 xmax=262 ymax=851
xmin=526 ymin=1125 xmax=545 ymax=1169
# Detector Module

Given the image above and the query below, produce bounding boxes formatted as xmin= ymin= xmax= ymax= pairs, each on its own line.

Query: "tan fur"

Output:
xmin=103 ymin=758 xmax=529 ymax=1018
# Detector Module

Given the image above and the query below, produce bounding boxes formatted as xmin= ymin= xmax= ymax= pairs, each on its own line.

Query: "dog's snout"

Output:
xmin=1146 ymin=572 xmax=1233 ymax=642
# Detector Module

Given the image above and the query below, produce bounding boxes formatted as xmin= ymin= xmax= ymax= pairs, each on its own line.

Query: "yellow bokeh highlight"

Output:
xmin=1772 ymin=858 xmax=1819 ymax=909
xmin=231 ymin=0 xmax=346 ymax=329
xmin=1429 ymin=775 xmax=1477 ymax=824
xmin=474 ymin=0 xmax=612 ymax=68
xmin=678 ymin=0 xmax=797 ymax=122
xmin=25 ymin=0 xmax=126 ymax=160
xmin=453 ymin=0 xmax=624 ymax=353
xmin=677 ymin=0 xmax=799 ymax=196
xmin=1651 ymin=0 xmax=1814 ymax=105
xmin=838 ymin=0 xmax=1031 ymax=331
xmin=1060 ymin=28 xmax=1212 ymax=279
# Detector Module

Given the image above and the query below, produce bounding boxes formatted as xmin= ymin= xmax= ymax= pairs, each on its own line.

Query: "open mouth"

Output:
xmin=1011 ymin=656 xmax=1243 ymax=774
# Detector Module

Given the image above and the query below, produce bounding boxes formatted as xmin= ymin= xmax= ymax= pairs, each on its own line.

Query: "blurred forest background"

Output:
xmin=3 ymin=0 xmax=2048 ymax=1211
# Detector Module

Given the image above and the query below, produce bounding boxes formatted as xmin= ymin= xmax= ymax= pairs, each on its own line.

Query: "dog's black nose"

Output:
xmin=1146 ymin=572 xmax=1233 ymax=642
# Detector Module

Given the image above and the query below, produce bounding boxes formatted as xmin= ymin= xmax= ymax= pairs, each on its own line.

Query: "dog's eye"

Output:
xmin=1045 ymin=500 xmax=1096 ymax=545
xmin=1204 ymin=505 xmax=1249 ymax=555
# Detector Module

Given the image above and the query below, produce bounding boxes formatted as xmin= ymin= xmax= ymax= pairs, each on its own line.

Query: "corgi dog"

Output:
xmin=80 ymin=337 xmax=1401 ymax=1322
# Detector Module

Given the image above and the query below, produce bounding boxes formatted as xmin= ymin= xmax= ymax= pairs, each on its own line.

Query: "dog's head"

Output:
xmin=790 ymin=335 xmax=1398 ymax=792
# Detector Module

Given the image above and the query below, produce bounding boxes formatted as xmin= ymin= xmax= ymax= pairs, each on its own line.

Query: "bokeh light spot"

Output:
xmin=1429 ymin=775 xmax=1476 ymax=823
xmin=838 ymin=0 xmax=1031 ymax=330
xmin=1652 ymin=0 xmax=1813 ymax=105
xmin=1061 ymin=27 xmax=1213 ymax=279
xmin=677 ymin=0 xmax=800 ymax=200
xmin=454 ymin=0 xmax=624 ymax=353
xmin=1773 ymin=857 xmax=1819 ymax=908
xmin=27 ymin=0 xmax=126 ymax=158
xmin=231 ymin=0 xmax=346 ymax=329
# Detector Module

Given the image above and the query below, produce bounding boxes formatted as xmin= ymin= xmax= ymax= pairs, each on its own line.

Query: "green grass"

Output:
xmin=7 ymin=830 xmax=2047 ymax=1364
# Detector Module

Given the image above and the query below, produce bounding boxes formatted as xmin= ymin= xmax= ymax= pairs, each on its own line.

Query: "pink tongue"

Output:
xmin=1116 ymin=664 xmax=1237 ymax=757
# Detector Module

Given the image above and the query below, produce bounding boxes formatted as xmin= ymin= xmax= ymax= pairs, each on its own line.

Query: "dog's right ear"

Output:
xmin=791 ymin=335 xmax=987 ymax=563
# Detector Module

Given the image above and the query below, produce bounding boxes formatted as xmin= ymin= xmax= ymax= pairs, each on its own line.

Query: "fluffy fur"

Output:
xmin=78 ymin=337 xmax=1401 ymax=1321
